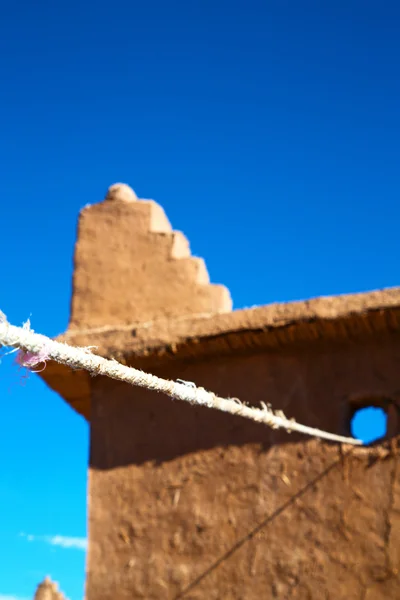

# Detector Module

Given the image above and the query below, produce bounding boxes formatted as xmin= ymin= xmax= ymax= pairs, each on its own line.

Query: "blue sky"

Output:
xmin=1 ymin=1 xmax=399 ymax=598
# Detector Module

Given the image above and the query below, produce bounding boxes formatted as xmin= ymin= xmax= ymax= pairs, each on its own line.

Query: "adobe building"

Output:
xmin=34 ymin=577 xmax=68 ymax=600
xmin=40 ymin=184 xmax=400 ymax=599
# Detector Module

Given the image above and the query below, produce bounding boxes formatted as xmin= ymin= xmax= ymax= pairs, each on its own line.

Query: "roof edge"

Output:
xmin=61 ymin=285 xmax=400 ymax=354
xmin=38 ymin=287 xmax=400 ymax=420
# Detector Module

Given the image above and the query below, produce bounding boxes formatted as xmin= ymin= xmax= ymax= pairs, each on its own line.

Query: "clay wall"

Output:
xmin=86 ymin=334 xmax=400 ymax=599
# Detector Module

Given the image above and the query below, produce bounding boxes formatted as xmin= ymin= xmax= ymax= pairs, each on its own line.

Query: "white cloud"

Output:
xmin=0 ymin=595 xmax=30 ymax=600
xmin=46 ymin=535 xmax=87 ymax=550
xmin=20 ymin=532 xmax=87 ymax=551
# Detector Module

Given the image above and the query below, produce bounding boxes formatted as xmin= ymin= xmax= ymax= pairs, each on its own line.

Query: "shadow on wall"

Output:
xmin=90 ymin=385 xmax=288 ymax=469
xmin=89 ymin=376 xmax=400 ymax=470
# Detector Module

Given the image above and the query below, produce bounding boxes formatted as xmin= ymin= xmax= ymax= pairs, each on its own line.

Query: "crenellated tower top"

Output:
xmin=68 ymin=183 xmax=232 ymax=330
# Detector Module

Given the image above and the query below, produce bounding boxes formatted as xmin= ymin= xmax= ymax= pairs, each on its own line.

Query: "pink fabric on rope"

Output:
xmin=16 ymin=345 xmax=51 ymax=372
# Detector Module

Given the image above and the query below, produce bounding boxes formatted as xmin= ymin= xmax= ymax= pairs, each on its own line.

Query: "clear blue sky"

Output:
xmin=0 ymin=1 xmax=399 ymax=598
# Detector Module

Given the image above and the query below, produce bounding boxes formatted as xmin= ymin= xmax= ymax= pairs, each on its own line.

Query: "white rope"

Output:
xmin=0 ymin=311 xmax=362 ymax=445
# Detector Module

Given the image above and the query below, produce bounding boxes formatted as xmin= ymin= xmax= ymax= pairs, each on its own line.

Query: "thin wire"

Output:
xmin=174 ymin=447 xmax=353 ymax=598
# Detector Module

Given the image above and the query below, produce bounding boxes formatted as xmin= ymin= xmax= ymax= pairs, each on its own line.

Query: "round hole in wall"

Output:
xmin=350 ymin=406 xmax=387 ymax=444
